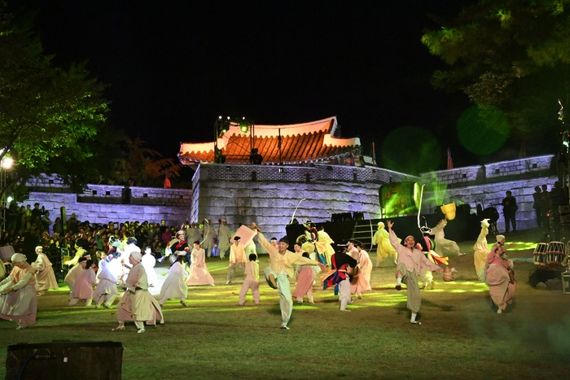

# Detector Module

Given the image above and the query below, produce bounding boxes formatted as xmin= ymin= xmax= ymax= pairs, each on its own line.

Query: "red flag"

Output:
xmin=446 ymin=148 xmax=454 ymax=170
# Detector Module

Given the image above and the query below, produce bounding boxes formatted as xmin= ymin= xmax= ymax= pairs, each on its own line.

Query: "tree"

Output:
xmin=0 ymin=3 xmax=108 ymax=194
xmin=421 ymin=0 xmax=570 ymax=156
xmin=111 ymin=137 xmax=181 ymax=187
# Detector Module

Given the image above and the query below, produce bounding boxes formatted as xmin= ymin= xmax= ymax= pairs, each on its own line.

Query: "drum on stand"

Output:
xmin=533 ymin=243 xmax=548 ymax=265
xmin=546 ymin=241 xmax=565 ymax=266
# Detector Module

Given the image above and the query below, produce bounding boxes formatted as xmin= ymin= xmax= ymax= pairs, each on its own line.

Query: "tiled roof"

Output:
xmin=178 ymin=116 xmax=361 ymax=165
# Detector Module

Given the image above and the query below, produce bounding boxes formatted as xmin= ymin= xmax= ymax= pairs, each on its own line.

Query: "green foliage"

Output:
xmin=422 ymin=0 xmax=570 ymax=153
xmin=109 ymin=137 xmax=181 ymax=187
xmin=0 ymin=4 xmax=108 ymax=193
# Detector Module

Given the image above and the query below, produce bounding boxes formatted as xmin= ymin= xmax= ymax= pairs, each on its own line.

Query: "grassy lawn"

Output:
xmin=2 ymin=229 xmax=570 ymax=379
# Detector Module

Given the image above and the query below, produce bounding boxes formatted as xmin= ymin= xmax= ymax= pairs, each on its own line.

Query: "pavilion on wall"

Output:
xmin=178 ymin=116 xmax=367 ymax=166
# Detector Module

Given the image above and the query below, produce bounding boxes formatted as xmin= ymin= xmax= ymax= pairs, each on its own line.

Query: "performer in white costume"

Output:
xmin=431 ymin=219 xmax=464 ymax=257
xmin=142 ymin=247 xmax=157 ymax=288
xmin=159 ymin=253 xmax=189 ymax=307
xmin=473 ymin=219 xmax=491 ymax=281
xmin=32 ymin=246 xmax=58 ymax=295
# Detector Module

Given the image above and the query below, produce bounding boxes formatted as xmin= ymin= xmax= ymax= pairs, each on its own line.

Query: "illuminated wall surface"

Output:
xmin=21 ymin=155 xmax=556 ymax=239
xmin=23 ymin=175 xmax=192 ymax=226
xmin=421 ymin=155 xmax=557 ymax=232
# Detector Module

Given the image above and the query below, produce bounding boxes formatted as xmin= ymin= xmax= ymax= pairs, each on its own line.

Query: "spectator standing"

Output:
xmin=532 ymin=186 xmax=543 ymax=227
xmin=501 ymin=191 xmax=518 ymax=233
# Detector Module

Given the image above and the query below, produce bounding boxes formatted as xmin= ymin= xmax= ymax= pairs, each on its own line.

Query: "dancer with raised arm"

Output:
xmin=387 ymin=220 xmax=441 ymax=325
xmin=252 ymin=223 xmax=323 ymax=330
xmin=485 ymin=235 xmax=516 ymax=314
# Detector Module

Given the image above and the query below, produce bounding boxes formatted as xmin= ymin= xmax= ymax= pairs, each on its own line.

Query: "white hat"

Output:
xmin=130 ymin=247 xmax=142 ymax=262
xmin=11 ymin=253 xmax=27 ymax=263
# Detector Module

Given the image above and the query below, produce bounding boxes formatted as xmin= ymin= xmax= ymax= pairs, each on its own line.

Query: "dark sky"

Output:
xmin=10 ymin=1 xmax=482 ymax=167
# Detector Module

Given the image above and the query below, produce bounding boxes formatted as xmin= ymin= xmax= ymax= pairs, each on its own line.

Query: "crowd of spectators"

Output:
xmin=1 ymin=204 xmax=184 ymax=279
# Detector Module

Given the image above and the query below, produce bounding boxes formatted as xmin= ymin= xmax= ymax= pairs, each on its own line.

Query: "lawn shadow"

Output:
xmin=422 ymin=299 xmax=454 ymax=312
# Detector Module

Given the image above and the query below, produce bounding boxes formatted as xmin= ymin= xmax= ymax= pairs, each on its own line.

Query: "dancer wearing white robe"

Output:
xmin=120 ymin=238 xmax=139 ymax=282
xmin=431 ymin=219 xmax=464 ymax=257
xmin=142 ymin=247 xmax=158 ymax=288
xmin=159 ymin=255 xmax=189 ymax=306
xmin=94 ymin=254 xmax=120 ymax=308
xmin=473 ymin=219 xmax=491 ymax=281
xmin=32 ymin=246 xmax=58 ymax=295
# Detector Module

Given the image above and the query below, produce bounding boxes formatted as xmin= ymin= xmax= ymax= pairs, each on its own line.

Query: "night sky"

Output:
xmin=10 ymin=1 xmax=490 ymax=167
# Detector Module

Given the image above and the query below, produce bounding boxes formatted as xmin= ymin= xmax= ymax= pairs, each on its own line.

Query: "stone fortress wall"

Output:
xmin=20 ymin=155 xmax=557 ymax=238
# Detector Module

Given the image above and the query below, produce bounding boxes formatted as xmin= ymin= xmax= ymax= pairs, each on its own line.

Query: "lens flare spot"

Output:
xmin=381 ymin=127 xmax=442 ymax=174
xmin=457 ymin=105 xmax=510 ymax=155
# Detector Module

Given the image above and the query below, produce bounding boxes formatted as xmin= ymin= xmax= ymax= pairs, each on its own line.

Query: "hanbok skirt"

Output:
xmin=0 ymin=284 xmax=37 ymax=327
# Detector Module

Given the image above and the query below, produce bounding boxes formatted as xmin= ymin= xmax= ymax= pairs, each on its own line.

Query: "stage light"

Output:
xmin=240 ymin=122 xmax=249 ymax=133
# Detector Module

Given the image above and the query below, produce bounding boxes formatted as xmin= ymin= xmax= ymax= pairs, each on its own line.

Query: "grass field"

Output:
xmin=2 ymin=229 xmax=570 ymax=379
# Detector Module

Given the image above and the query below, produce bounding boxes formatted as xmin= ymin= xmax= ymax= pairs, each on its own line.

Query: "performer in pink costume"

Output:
xmin=388 ymin=221 xmax=441 ymax=325
xmin=186 ymin=241 xmax=215 ymax=286
xmin=0 ymin=253 xmax=38 ymax=329
xmin=293 ymin=252 xmax=316 ymax=304
xmin=69 ymin=260 xmax=97 ymax=306
xmin=64 ymin=256 xmax=89 ymax=298
xmin=485 ymin=235 xmax=516 ymax=314
xmin=350 ymin=240 xmax=373 ymax=298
